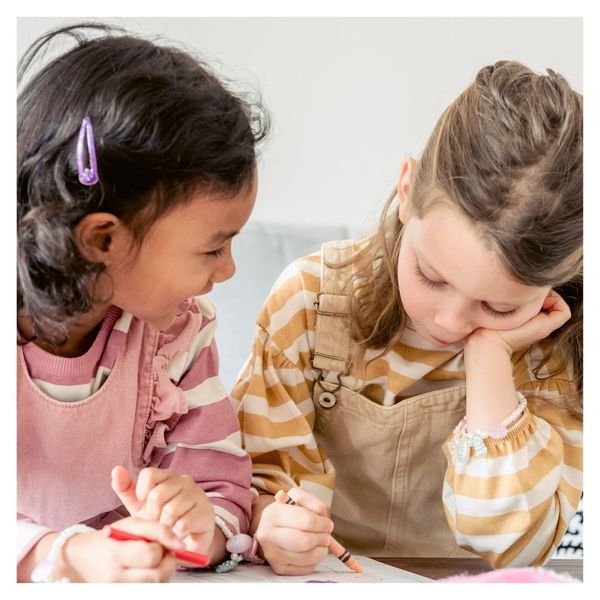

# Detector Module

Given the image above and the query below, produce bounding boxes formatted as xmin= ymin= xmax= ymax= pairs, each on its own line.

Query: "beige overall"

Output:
xmin=311 ymin=240 xmax=474 ymax=557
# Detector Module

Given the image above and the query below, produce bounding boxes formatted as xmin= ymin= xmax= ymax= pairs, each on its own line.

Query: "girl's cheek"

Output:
xmin=485 ymin=308 xmax=538 ymax=331
xmin=399 ymin=274 xmax=428 ymax=319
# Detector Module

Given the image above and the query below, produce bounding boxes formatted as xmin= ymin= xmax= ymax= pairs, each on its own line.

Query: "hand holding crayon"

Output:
xmin=105 ymin=526 xmax=210 ymax=567
xmin=274 ymin=490 xmax=362 ymax=573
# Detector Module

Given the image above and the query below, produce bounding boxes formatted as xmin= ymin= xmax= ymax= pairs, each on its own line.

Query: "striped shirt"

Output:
xmin=231 ymin=250 xmax=583 ymax=567
xmin=18 ymin=296 xmax=254 ymax=561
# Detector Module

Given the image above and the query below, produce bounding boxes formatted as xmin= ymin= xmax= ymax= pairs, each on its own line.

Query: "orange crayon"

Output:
xmin=274 ymin=490 xmax=363 ymax=573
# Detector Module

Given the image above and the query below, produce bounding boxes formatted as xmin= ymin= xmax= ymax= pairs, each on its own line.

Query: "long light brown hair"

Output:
xmin=350 ymin=61 xmax=582 ymax=416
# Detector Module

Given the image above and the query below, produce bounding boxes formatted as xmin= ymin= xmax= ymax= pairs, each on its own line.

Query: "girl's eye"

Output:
xmin=414 ymin=265 xmax=445 ymax=289
xmin=414 ymin=263 xmax=518 ymax=318
xmin=206 ymin=247 xmax=225 ymax=257
xmin=482 ymin=303 xmax=518 ymax=319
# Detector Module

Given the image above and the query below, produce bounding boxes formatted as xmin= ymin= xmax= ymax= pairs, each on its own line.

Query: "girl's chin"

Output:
xmin=147 ymin=312 xmax=178 ymax=332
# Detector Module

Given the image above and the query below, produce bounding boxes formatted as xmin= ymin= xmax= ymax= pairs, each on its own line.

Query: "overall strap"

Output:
xmin=312 ymin=240 xmax=356 ymax=380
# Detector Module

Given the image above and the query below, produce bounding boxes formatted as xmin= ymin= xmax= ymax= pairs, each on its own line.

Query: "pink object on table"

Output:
xmin=438 ymin=567 xmax=579 ymax=583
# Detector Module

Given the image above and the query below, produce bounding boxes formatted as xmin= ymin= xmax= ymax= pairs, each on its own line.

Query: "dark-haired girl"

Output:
xmin=17 ymin=23 xmax=269 ymax=582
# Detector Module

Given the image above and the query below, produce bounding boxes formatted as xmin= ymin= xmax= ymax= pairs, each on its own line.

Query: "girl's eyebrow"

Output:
xmin=207 ymin=230 xmax=240 ymax=245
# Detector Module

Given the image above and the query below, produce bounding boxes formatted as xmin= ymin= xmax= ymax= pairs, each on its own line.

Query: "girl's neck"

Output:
xmin=18 ymin=304 xmax=112 ymax=358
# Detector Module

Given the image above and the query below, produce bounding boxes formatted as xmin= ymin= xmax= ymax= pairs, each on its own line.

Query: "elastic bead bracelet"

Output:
xmin=450 ymin=392 xmax=527 ymax=465
xmin=31 ymin=524 xmax=95 ymax=583
xmin=213 ymin=515 xmax=264 ymax=573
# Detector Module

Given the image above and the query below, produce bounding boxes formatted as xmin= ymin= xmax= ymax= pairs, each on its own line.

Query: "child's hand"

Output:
xmin=465 ymin=290 xmax=572 ymax=356
xmin=59 ymin=516 xmax=181 ymax=582
xmin=111 ymin=466 xmax=216 ymax=556
xmin=254 ymin=488 xmax=333 ymax=575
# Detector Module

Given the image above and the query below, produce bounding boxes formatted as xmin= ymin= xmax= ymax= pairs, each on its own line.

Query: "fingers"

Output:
xmin=264 ymin=544 xmax=329 ymax=575
xmin=108 ymin=539 xmax=165 ymax=569
xmin=111 ymin=466 xmax=143 ymax=516
xmin=172 ymin=502 xmax=214 ymax=540
xmin=255 ymin=497 xmax=334 ymax=576
xmin=160 ymin=495 xmax=196 ymax=531
xmin=542 ymin=289 xmax=568 ymax=312
xmin=286 ymin=487 xmax=330 ymax=517
xmin=139 ymin=471 xmax=212 ymax=538
xmin=266 ymin=503 xmax=334 ymax=534
xmin=142 ymin=475 xmax=186 ymax=523
xmin=106 ymin=517 xmax=185 ymax=552
xmin=120 ymin=551 xmax=177 ymax=583
xmin=135 ymin=467 xmax=173 ymax=507
xmin=258 ymin=526 xmax=331 ymax=553
xmin=535 ymin=291 xmax=571 ymax=335
xmin=111 ymin=467 xmax=213 ymax=544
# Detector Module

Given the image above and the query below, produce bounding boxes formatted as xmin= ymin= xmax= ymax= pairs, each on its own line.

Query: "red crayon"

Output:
xmin=106 ymin=526 xmax=210 ymax=567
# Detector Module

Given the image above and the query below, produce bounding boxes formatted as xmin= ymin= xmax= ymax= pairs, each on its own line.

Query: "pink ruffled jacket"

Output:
xmin=17 ymin=297 xmax=254 ymax=563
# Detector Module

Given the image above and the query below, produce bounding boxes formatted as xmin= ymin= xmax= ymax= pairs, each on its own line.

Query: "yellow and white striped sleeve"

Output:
xmin=442 ymin=373 xmax=582 ymax=568
xmin=230 ymin=255 xmax=336 ymax=505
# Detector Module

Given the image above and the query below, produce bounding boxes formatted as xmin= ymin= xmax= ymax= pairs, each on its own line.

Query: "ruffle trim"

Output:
xmin=142 ymin=298 xmax=207 ymax=466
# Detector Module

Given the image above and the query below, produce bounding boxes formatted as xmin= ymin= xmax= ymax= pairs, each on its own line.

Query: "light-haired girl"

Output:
xmin=17 ymin=23 xmax=269 ymax=582
xmin=232 ymin=61 xmax=582 ymax=574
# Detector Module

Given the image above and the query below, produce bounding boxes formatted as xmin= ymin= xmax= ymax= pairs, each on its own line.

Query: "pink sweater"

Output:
xmin=17 ymin=297 xmax=254 ymax=563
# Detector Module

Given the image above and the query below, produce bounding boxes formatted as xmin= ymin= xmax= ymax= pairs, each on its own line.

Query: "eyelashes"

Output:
xmin=206 ymin=247 xmax=225 ymax=257
xmin=414 ymin=265 xmax=444 ymax=289
xmin=481 ymin=304 xmax=517 ymax=319
xmin=413 ymin=265 xmax=518 ymax=319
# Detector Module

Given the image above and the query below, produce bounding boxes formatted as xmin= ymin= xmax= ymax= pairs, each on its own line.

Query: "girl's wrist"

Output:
xmin=59 ymin=530 xmax=97 ymax=582
xmin=31 ymin=525 xmax=94 ymax=582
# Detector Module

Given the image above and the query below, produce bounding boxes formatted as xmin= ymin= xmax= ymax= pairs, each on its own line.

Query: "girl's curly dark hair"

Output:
xmin=18 ymin=22 xmax=270 ymax=347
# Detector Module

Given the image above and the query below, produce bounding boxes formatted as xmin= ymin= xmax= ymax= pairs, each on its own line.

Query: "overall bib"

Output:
xmin=311 ymin=240 xmax=474 ymax=557
xmin=17 ymin=304 xmax=203 ymax=531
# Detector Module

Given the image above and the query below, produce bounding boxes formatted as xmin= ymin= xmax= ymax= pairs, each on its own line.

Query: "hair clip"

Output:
xmin=77 ymin=116 xmax=99 ymax=186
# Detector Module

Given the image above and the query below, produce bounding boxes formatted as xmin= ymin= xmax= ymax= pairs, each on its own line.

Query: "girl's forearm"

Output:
xmin=464 ymin=339 xmax=520 ymax=432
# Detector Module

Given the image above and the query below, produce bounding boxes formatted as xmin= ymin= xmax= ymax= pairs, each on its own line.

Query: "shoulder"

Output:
xmin=256 ymin=250 xmax=323 ymax=332
xmin=258 ymin=238 xmax=362 ymax=327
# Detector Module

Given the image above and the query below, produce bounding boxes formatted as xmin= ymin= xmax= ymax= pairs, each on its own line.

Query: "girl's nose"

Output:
xmin=211 ymin=252 xmax=236 ymax=284
xmin=433 ymin=304 xmax=473 ymax=337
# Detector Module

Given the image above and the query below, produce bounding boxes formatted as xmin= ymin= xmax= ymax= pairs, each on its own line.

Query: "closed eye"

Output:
xmin=414 ymin=265 xmax=445 ymax=288
xmin=416 ymin=265 xmax=518 ymax=318
xmin=481 ymin=303 xmax=518 ymax=318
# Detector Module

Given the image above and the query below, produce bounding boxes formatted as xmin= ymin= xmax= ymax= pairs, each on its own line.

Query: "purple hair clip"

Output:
xmin=77 ymin=116 xmax=99 ymax=186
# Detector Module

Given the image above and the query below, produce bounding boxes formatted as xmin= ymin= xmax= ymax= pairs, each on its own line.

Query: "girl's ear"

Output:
xmin=397 ymin=157 xmax=415 ymax=224
xmin=74 ymin=213 xmax=126 ymax=265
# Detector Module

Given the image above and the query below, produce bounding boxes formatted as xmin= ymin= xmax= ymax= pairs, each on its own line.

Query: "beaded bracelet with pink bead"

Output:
xmin=449 ymin=391 xmax=527 ymax=465
xmin=214 ymin=515 xmax=264 ymax=573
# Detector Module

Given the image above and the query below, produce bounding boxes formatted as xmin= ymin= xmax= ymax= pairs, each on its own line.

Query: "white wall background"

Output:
xmin=18 ymin=17 xmax=582 ymax=234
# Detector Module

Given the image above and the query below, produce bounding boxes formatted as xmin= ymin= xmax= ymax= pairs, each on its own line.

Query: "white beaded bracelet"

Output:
xmin=450 ymin=392 xmax=527 ymax=465
xmin=30 ymin=524 xmax=95 ymax=583
xmin=213 ymin=515 xmax=263 ymax=573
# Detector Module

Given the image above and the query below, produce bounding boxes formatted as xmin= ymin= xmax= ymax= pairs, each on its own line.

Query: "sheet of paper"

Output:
xmin=171 ymin=554 xmax=431 ymax=583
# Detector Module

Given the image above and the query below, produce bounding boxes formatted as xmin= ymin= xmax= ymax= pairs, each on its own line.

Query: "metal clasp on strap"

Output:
xmin=311 ymin=361 xmax=352 ymax=410
xmin=313 ymin=292 xmax=350 ymax=318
